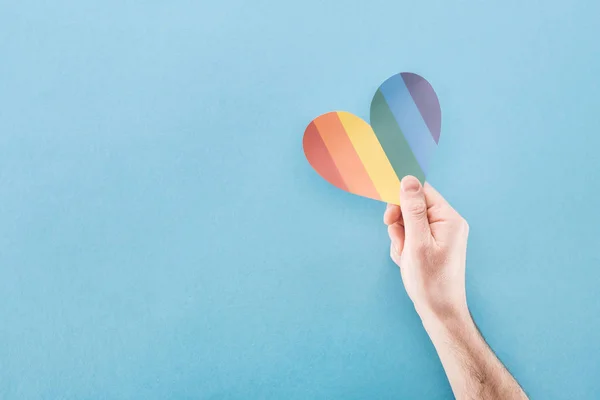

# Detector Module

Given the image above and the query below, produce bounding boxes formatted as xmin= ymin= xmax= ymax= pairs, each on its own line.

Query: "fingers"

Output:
xmin=386 ymin=201 xmax=405 ymax=268
xmin=384 ymin=184 xmax=446 ymax=227
xmin=423 ymin=182 xmax=461 ymax=222
xmin=399 ymin=176 xmax=432 ymax=243
xmin=423 ymin=183 xmax=449 ymax=209
xmin=390 ymin=243 xmax=401 ymax=267
xmin=388 ymin=222 xmax=405 ymax=257
xmin=383 ymin=204 xmax=401 ymax=225
xmin=422 ymin=182 xmax=468 ymax=245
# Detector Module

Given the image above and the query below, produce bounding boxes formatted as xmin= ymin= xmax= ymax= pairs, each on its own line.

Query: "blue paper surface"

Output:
xmin=1 ymin=0 xmax=600 ymax=398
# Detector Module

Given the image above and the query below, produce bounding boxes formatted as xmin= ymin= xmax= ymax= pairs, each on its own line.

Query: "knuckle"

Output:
xmin=408 ymin=200 xmax=427 ymax=216
xmin=460 ymin=217 xmax=470 ymax=233
xmin=451 ymin=215 xmax=468 ymax=231
xmin=390 ymin=247 xmax=400 ymax=264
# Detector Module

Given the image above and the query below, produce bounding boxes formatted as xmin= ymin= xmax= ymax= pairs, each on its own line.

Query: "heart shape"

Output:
xmin=303 ymin=72 xmax=441 ymax=205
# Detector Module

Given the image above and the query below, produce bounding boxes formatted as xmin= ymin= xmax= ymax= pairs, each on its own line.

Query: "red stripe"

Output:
xmin=303 ymin=121 xmax=349 ymax=191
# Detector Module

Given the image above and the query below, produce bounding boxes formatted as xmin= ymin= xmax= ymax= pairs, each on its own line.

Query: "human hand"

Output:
xmin=384 ymin=176 xmax=470 ymax=322
xmin=385 ymin=177 xmax=529 ymax=399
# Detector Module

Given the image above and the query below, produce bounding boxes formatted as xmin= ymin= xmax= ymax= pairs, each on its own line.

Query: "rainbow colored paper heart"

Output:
xmin=303 ymin=72 xmax=441 ymax=205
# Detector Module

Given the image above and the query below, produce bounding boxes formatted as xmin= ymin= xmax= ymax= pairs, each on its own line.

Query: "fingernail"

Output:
xmin=401 ymin=176 xmax=421 ymax=193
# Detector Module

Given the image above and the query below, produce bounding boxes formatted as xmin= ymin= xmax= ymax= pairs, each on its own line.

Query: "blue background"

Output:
xmin=1 ymin=0 xmax=599 ymax=398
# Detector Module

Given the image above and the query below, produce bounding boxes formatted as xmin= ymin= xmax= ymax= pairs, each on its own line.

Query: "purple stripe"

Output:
xmin=401 ymin=73 xmax=441 ymax=144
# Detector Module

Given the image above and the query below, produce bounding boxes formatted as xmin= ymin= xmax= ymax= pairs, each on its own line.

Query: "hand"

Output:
xmin=385 ymin=177 xmax=528 ymax=399
xmin=384 ymin=176 xmax=470 ymax=322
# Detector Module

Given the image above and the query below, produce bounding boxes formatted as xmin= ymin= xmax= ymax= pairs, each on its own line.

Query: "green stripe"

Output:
xmin=370 ymin=89 xmax=425 ymax=183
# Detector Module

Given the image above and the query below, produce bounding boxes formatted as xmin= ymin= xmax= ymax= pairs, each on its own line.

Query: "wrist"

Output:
xmin=417 ymin=301 xmax=472 ymax=334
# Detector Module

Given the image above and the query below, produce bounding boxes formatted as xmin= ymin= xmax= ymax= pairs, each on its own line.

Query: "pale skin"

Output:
xmin=385 ymin=176 xmax=528 ymax=400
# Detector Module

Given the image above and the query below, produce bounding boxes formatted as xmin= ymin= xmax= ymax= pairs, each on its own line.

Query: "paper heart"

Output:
xmin=303 ymin=72 xmax=441 ymax=205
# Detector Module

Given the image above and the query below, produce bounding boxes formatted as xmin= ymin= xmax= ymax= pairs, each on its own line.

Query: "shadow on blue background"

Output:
xmin=1 ymin=0 xmax=599 ymax=398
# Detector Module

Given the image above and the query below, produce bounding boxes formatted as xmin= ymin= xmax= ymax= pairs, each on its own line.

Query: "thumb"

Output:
xmin=399 ymin=176 xmax=431 ymax=243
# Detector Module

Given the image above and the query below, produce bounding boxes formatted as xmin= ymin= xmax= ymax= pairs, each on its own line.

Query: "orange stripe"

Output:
xmin=313 ymin=112 xmax=381 ymax=201
xmin=303 ymin=121 xmax=349 ymax=191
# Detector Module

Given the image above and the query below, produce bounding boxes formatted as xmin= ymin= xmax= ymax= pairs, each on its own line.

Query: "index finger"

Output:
xmin=384 ymin=203 xmax=402 ymax=225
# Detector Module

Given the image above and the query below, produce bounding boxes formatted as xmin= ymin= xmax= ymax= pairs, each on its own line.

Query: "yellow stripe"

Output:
xmin=337 ymin=112 xmax=400 ymax=204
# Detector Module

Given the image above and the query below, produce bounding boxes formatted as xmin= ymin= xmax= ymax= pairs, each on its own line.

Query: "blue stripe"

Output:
xmin=378 ymin=74 xmax=438 ymax=175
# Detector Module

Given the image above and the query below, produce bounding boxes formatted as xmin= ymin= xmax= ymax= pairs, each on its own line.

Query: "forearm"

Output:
xmin=420 ymin=308 xmax=528 ymax=400
xmin=385 ymin=179 xmax=527 ymax=398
